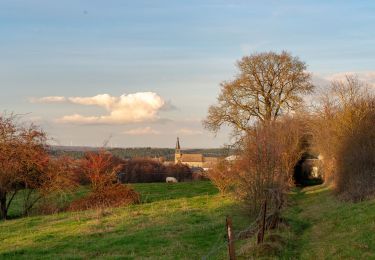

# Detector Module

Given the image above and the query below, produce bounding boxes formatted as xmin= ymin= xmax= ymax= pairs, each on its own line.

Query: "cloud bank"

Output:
xmin=32 ymin=92 xmax=166 ymax=124
xmin=30 ymin=96 xmax=67 ymax=103
xmin=123 ymin=127 xmax=160 ymax=135
xmin=176 ymin=128 xmax=203 ymax=135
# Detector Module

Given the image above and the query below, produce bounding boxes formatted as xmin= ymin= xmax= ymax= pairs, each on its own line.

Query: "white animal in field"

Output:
xmin=166 ymin=177 xmax=178 ymax=183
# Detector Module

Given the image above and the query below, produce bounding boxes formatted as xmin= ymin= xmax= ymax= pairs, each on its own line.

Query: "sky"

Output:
xmin=1 ymin=0 xmax=374 ymax=148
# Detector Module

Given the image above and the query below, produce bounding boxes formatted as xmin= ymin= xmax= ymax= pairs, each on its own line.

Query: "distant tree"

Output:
xmin=204 ymin=51 xmax=314 ymax=140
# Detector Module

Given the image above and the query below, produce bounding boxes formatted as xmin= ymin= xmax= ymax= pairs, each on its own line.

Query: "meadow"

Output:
xmin=0 ymin=182 xmax=249 ymax=259
xmin=1 ymin=181 xmax=374 ymax=259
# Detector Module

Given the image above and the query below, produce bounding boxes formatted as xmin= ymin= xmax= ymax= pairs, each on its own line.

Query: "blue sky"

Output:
xmin=1 ymin=0 xmax=374 ymax=147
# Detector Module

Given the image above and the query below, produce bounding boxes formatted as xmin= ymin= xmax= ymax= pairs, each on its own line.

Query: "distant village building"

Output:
xmin=225 ymin=155 xmax=239 ymax=162
xmin=174 ymin=137 xmax=218 ymax=170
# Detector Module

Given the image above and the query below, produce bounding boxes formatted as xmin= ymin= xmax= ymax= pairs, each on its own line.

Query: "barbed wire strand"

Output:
xmin=202 ymin=190 xmax=283 ymax=259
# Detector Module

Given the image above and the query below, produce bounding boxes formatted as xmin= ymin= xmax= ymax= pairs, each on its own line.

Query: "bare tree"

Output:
xmin=204 ymin=51 xmax=314 ymax=139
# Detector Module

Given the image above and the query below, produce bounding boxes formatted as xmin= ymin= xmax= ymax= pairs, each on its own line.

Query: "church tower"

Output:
xmin=175 ymin=137 xmax=182 ymax=164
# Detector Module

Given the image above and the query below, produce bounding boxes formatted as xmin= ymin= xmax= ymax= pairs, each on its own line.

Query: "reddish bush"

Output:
xmin=70 ymin=150 xmax=140 ymax=210
xmin=69 ymin=184 xmax=140 ymax=211
xmin=79 ymin=150 xmax=121 ymax=192
xmin=0 ymin=114 xmax=78 ymax=219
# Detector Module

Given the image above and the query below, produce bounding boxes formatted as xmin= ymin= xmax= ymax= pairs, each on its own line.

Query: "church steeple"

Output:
xmin=175 ymin=137 xmax=182 ymax=163
xmin=176 ymin=137 xmax=181 ymax=150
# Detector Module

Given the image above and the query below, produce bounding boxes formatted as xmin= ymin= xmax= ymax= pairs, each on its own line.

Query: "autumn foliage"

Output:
xmin=69 ymin=150 xmax=140 ymax=211
xmin=0 ymin=115 xmax=76 ymax=219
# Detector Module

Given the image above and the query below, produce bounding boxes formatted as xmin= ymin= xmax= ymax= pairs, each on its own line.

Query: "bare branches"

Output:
xmin=312 ymin=75 xmax=375 ymax=200
xmin=204 ymin=51 xmax=314 ymax=141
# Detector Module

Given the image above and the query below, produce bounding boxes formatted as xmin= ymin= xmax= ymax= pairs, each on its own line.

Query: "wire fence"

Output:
xmin=201 ymin=188 xmax=284 ymax=260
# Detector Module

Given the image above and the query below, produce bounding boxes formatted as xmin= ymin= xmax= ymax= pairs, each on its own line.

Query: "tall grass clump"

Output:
xmin=313 ymin=75 xmax=375 ymax=200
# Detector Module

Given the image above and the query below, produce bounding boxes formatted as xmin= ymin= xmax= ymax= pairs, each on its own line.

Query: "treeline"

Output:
xmin=50 ymin=147 xmax=230 ymax=160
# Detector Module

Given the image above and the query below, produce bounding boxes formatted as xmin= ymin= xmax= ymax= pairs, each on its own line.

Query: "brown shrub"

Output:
xmin=312 ymin=75 xmax=375 ymax=200
xmin=335 ymin=99 xmax=375 ymax=200
xmin=118 ymin=158 xmax=192 ymax=183
xmin=69 ymin=184 xmax=140 ymax=211
xmin=165 ymin=163 xmax=192 ymax=181
xmin=207 ymin=159 xmax=235 ymax=194
xmin=232 ymin=116 xmax=305 ymax=213
xmin=207 ymin=116 xmax=305 ymax=213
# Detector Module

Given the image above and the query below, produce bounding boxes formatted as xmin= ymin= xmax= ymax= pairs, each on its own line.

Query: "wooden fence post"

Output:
xmin=226 ymin=216 xmax=236 ymax=260
xmin=257 ymin=199 xmax=267 ymax=244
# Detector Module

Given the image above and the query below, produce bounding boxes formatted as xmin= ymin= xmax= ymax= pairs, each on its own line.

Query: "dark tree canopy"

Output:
xmin=204 ymin=51 xmax=314 ymax=137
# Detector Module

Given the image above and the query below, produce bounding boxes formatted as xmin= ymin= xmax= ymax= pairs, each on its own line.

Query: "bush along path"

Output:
xmin=279 ymin=185 xmax=375 ymax=259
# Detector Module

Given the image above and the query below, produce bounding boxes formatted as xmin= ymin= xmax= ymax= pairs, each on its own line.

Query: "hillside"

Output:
xmin=1 ymin=182 xmax=373 ymax=259
xmin=0 ymin=182 xmax=248 ymax=259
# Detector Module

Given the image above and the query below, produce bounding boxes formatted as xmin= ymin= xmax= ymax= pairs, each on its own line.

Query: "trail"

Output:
xmin=281 ymin=185 xmax=375 ymax=259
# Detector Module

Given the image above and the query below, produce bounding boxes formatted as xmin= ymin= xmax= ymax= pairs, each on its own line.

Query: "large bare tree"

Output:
xmin=204 ymin=51 xmax=314 ymax=138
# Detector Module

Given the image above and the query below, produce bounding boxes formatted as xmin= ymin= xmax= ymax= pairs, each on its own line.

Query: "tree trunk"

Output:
xmin=0 ymin=191 xmax=7 ymax=220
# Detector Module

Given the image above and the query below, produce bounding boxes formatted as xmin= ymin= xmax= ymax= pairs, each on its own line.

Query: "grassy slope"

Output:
xmin=281 ymin=185 xmax=375 ymax=259
xmin=0 ymin=182 xmax=248 ymax=259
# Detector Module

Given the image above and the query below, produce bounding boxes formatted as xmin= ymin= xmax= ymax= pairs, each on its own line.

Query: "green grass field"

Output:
xmin=280 ymin=185 xmax=375 ymax=259
xmin=0 ymin=182 xmax=249 ymax=259
xmin=2 ymin=182 xmax=374 ymax=259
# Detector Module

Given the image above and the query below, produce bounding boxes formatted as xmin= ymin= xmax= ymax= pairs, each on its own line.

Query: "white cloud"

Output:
xmin=30 ymin=96 xmax=66 ymax=103
xmin=68 ymin=94 xmax=117 ymax=110
xmin=34 ymin=92 xmax=166 ymax=124
xmin=325 ymin=71 xmax=375 ymax=88
xmin=123 ymin=127 xmax=160 ymax=135
xmin=176 ymin=128 xmax=203 ymax=135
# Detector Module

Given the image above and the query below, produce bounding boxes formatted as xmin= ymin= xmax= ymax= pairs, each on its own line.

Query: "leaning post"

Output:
xmin=226 ymin=216 xmax=236 ymax=260
xmin=257 ymin=199 xmax=267 ymax=244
